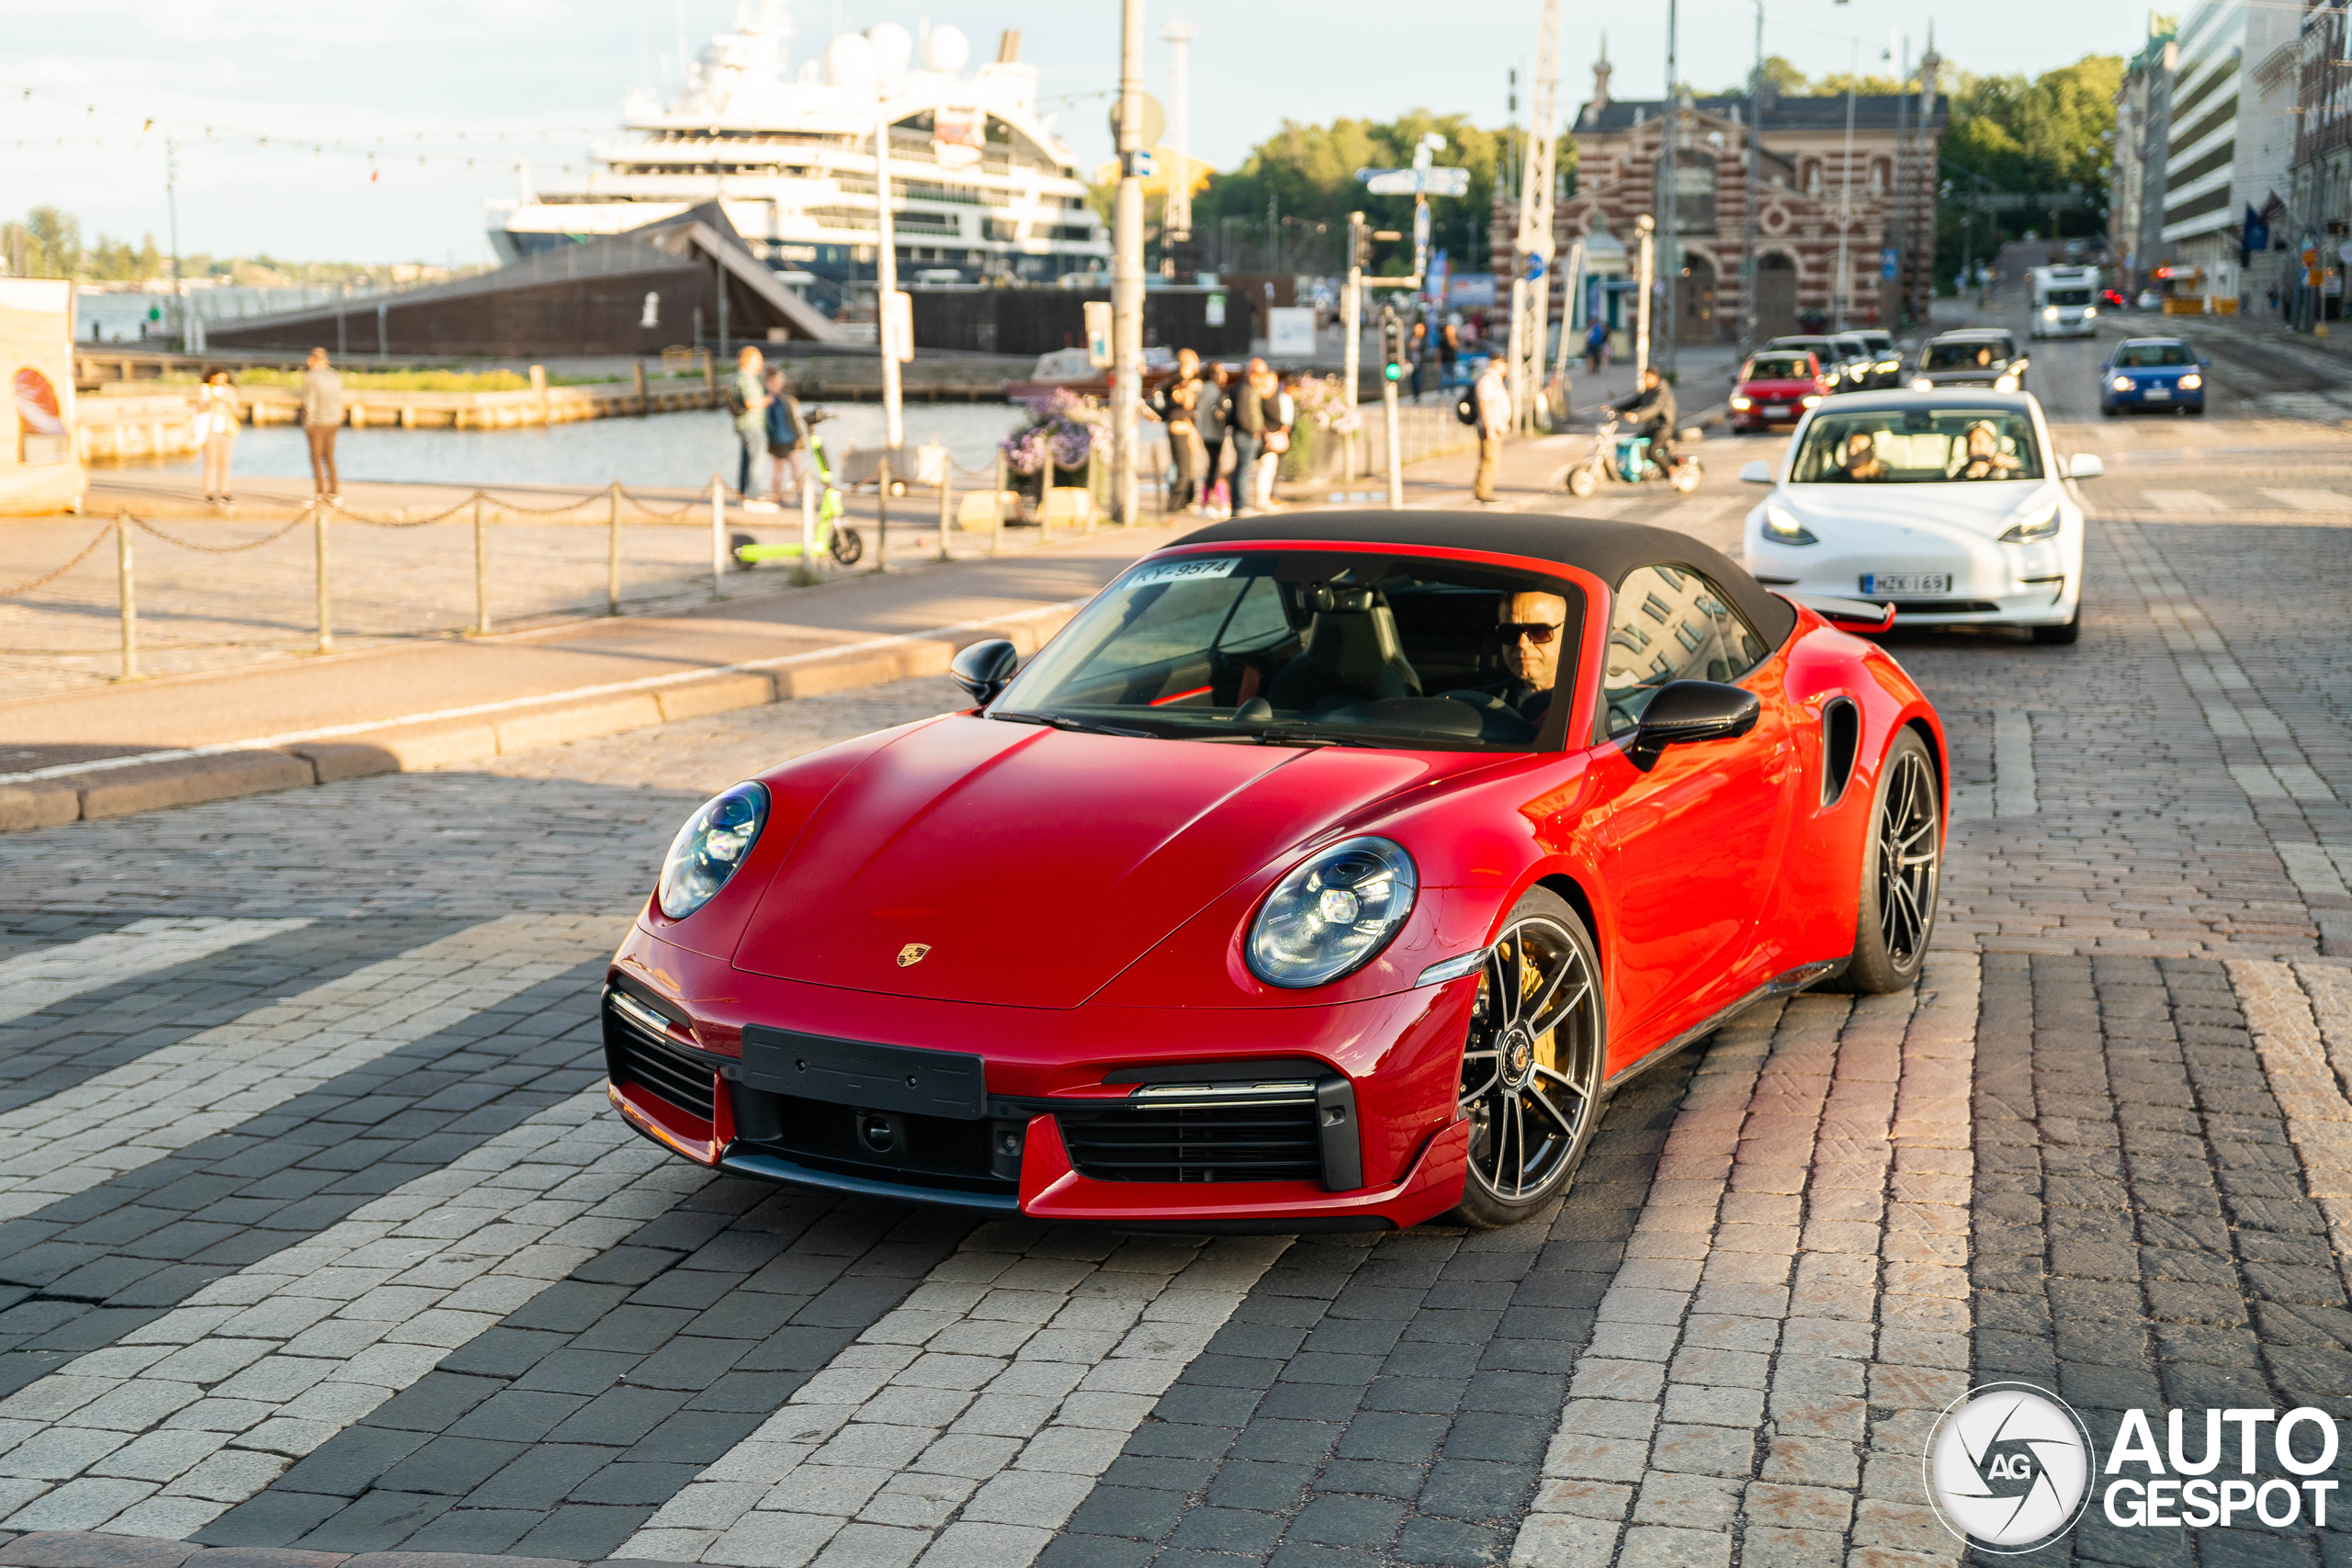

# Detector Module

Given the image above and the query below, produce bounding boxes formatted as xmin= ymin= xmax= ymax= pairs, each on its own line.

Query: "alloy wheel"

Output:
xmin=1876 ymin=748 xmax=1940 ymax=968
xmin=1459 ymin=916 xmax=1602 ymax=1202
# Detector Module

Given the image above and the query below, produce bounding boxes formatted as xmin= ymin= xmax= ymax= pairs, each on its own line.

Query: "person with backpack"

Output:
xmin=725 ymin=346 xmax=770 ymax=503
xmin=763 ymin=367 xmax=807 ymax=504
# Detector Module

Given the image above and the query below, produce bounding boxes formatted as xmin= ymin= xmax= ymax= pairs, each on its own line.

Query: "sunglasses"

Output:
xmin=1498 ymin=622 xmax=1563 ymax=646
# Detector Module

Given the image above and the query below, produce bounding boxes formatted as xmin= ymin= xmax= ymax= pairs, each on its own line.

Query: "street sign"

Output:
xmin=1414 ymin=202 xmax=1431 ymax=256
xmin=1879 ymin=247 xmax=1899 ymax=281
xmin=1358 ymin=166 xmax=1472 ymax=197
xmin=1525 ymin=254 xmax=1546 ymax=281
xmin=1084 ymin=300 xmax=1112 ymax=369
xmin=1124 ymin=149 xmax=1156 ymax=179
xmin=1108 ymin=94 xmax=1167 ymax=151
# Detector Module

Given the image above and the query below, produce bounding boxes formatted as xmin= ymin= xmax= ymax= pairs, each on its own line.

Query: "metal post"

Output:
xmin=993 ymin=451 xmax=1007 ymax=554
xmin=1086 ymin=446 xmax=1102 ymax=533
xmin=313 ymin=502 xmax=333 ymax=653
xmin=1110 ymin=0 xmax=1145 ymax=525
xmin=1833 ymin=45 xmax=1856 ymax=330
xmin=473 ymin=494 xmax=492 ymax=635
xmin=1344 ymin=210 xmax=1364 ymax=441
xmin=875 ymin=457 xmax=889 ymax=572
xmin=1738 ymin=0 xmax=1763 ymax=357
xmin=710 ymin=476 xmax=726 ymax=598
xmin=634 ymin=359 xmax=649 ymax=416
xmin=1383 ymin=372 xmax=1404 ymax=510
xmin=607 ymin=484 xmax=622 ymax=615
xmin=114 ymin=514 xmax=138 ymax=682
xmin=1657 ymin=0 xmax=1680 ymax=379
xmin=937 ymin=464 xmax=953 ymax=561
xmin=876 ymin=103 xmax=905 ymax=456
xmin=1634 ymin=215 xmax=1656 ymax=382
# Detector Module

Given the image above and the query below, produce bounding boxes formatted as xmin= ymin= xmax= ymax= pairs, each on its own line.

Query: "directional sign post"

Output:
xmin=1357 ymin=166 xmax=1473 ymax=197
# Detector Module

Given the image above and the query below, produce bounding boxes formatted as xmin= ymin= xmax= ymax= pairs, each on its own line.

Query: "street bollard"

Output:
xmin=113 ymin=513 xmax=139 ymax=683
xmin=313 ymin=501 xmax=334 ymax=653
xmin=798 ymin=469 xmax=818 ymax=585
xmin=1086 ymin=448 xmax=1101 ymax=535
xmin=709 ymin=476 xmax=726 ymax=599
xmin=606 ymin=484 xmax=622 ymax=615
xmin=473 ymin=494 xmax=492 ymax=636
xmin=875 ymin=457 xmax=889 ymax=574
xmin=936 ymin=467 xmax=953 ymax=563
xmin=992 ymin=453 xmax=1006 ymax=555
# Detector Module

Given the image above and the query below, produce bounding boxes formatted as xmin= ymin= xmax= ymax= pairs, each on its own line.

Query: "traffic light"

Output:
xmin=1381 ymin=313 xmax=1405 ymax=382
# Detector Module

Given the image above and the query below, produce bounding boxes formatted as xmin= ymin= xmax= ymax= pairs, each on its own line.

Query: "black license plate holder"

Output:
xmin=741 ymin=1027 xmax=988 ymax=1120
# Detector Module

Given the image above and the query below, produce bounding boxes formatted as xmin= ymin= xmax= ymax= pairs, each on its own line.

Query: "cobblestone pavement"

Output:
xmin=0 ymin=391 xmax=2347 ymax=1568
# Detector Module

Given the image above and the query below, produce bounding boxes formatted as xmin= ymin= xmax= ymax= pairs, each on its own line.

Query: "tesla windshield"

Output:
xmin=1790 ymin=409 xmax=2045 ymax=484
xmin=2114 ymin=342 xmax=2196 ymax=367
xmin=989 ymin=551 xmax=1588 ymax=750
xmin=1921 ymin=340 xmax=2013 ymax=371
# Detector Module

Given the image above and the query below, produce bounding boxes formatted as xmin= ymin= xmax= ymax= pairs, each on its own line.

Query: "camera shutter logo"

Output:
xmin=1924 ymin=1382 xmax=2096 ymax=1552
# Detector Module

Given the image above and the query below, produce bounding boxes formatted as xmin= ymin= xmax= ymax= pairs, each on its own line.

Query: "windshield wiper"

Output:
xmin=989 ymin=711 xmax=1156 ymax=739
xmin=1242 ymin=727 xmax=1378 ymax=749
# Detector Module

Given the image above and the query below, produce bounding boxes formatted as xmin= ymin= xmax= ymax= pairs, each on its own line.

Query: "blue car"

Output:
xmin=2101 ymin=337 xmax=2209 ymax=415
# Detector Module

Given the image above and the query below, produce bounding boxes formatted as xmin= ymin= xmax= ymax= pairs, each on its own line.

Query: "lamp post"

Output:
xmin=1110 ymin=0 xmax=1144 ymax=525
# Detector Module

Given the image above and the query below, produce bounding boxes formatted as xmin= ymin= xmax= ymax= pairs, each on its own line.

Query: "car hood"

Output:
xmin=731 ymin=715 xmax=1446 ymax=1008
xmin=1777 ymin=479 xmax=2064 ymax=539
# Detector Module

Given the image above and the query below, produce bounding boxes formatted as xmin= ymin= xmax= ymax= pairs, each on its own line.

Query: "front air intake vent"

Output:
xmin=1822 ymin=697 xmax=1860 ymax=807
xmin=1058 ymin=1091 xmax=1324 ymax=1184
xmin=604 ymin=991 xmax=717 ymax=1122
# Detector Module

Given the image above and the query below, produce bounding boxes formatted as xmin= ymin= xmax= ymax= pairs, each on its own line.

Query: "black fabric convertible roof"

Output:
xmin=1177 ymin=511 xmax=1800 ymax=649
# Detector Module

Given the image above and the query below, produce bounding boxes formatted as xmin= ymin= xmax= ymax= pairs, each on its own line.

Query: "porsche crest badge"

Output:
xmin=896 ymin=943 xmax=932 ymax=967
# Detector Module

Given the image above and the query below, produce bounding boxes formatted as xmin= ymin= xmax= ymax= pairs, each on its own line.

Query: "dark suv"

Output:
xmin=1911 ymin=328 xmax=2028 ymax=391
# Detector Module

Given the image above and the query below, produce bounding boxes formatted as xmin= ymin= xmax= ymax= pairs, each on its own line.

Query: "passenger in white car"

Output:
xmin=1951 ymin=421 xmax=2021 ymax=481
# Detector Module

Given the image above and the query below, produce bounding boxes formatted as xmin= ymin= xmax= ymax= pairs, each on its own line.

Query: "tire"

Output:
xmin=830 ymin=526 xmax=865 ymax=566
xmin=1836 ymin=728 xmax=1941 ymax=995
xmin=2031 ymin=598 xmax=2081 ymax=645
xmin=2100 ymin=404 xmax=2117 ymax=417
xmin=1566 ymin=462 xmax=1600 ymax=499
xmin=1444 ymin=888 xmax=1608 ymax=1228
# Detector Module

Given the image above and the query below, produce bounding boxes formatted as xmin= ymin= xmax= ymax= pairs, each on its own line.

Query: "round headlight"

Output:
xmin=658 ymin=783 xmax=770 ymax=919
xmin=1910 ymin=377 xmax=1934 ymax=392
xmin=1246 ymin=837 xmax=1418 ymax=988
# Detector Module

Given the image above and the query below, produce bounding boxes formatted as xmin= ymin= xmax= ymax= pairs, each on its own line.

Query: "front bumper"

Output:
xmin=2104 ymin=381 xmax=2203 ymax=412
xmin=600 ymin=924 xmax=1478 ymax=1231
xmin=1747 ymin=527 xmax=2080 ymax=627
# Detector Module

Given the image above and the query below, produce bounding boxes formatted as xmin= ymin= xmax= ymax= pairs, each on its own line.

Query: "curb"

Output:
xmin=0 ymin=602 xmax=1080 ymax=835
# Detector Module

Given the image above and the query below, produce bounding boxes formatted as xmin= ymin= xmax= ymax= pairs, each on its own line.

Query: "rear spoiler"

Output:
xmin=1789 ymin=594 xmax=1896 ymax=633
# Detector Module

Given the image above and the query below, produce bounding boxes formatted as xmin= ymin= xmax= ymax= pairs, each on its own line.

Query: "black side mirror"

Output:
xmin=950 ymin=638 xmax=1019 ymax=706
xmin=1628 ymin=681 xmax=1761 ymax=772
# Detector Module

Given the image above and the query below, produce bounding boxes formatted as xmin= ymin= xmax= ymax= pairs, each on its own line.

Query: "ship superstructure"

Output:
xmin=490 ymin=2 xmax=1110 ymax=304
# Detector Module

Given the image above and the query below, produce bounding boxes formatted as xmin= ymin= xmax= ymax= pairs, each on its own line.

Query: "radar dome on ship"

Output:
xmin=922 ymin=25 xmax=970 ymax=73
xmin=823 ymin=31 xmax=876 ymax=89
xmin=865 ymin=22 xmax=913 ymax=93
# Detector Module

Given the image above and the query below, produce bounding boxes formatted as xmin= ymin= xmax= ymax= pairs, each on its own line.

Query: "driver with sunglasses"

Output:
xmin=1442 ymin=591 xmax=1571 ymax=727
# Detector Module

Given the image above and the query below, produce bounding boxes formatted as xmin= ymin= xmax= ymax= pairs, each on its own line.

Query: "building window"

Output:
xmin=1675 ymin=154 xmax=1718 ymax=235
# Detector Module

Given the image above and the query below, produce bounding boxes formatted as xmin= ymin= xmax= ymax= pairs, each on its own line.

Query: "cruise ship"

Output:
xmin=488 ymin=1 xmax=1112 ymax=307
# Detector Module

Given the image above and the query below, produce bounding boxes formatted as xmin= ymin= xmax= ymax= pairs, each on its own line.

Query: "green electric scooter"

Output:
xmin=731 ymin=408 xmax=866 ymax=570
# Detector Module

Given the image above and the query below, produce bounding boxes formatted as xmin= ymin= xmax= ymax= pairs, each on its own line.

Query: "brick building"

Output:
xmin=1497 ymin=51 xmax=1947 ymax=342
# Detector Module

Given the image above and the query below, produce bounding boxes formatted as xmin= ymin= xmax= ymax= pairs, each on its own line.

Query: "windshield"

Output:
xmin=1745 ymin=355 xmax=1814 ymax=380
xmin=1790 ymin=409 xmax=2045 ymax=484
xmin=1768 ymin=339 xmax=1832 ymax=356
xmin=990 ymin=550 xmax=1586 ymax=751
xmin=2115 ymin=342 xmax=2196 ymax=367
xmin=2044 ymin=288 xmax=2093 ymax=306
xmin=1922 ymin=340 xmax=2012 ymax=371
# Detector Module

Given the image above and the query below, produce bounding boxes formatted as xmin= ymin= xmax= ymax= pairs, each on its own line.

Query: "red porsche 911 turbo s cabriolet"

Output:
xmin=602 ymin=513 xmax=1946 ymax=1231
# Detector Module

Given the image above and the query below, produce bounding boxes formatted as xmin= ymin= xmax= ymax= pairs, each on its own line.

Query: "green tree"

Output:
xmin=1937 ymin=54 xmax=2124 ymax=288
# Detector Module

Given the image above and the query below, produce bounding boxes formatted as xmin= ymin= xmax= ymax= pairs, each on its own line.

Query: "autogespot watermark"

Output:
xmin=1924 ymin=1383 xmax=2344 ymax=1553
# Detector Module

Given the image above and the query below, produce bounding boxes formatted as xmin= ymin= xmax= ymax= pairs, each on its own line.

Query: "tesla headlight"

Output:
xmin=2111 ymin=376 xmax=2134 ymax=392
xmin=1999 ymin=509 xmax=2061 ymax=544
xmin=1995 ymin=374 xmax=2018 ymax=391
xmin=657 ymin=782 xmax=770 ymax=919
xmin=1731 ymin=395 xmax=1752 ymax=409
xmin=1246 ymin=837 xmax=1418 ymax=988
xmin=1910 ymin=377 xmax=1934 ymax=391
xmin=2178 ymin=372 xmax=2201 ymax=389
xmin=2041 ymin=306 xmax=2059 ymax=320
xmin=1762 ymin=504 xmax=1818 ymax=546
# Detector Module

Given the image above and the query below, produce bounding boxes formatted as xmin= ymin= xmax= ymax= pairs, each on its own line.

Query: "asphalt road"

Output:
xmin=0 ymin=322 xmax=2348 ymax=1568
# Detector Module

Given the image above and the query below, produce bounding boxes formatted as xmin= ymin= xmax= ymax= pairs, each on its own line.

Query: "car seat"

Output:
xmin=1268 ymin=585 xmax=1423 ymax=712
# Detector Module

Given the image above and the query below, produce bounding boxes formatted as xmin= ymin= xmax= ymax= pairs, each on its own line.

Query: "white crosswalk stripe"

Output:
xmin=620 ymin=1230 xmax=1289 ymax=1568
xmin=0 ymin=913 xmax=618 ymax=1223
xmin=2136 ymin=489 xmax=2225 ymax=514
xmin=0 ymin=919 xmax=313 ymax=1027
xmin=0 ymin=1087 xmax=694 ymax=1540
xmin=2257 ymin=488 xmax=2352 ymax=512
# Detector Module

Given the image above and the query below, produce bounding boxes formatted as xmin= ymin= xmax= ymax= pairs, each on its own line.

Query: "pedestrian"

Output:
xmin=763 ymin=367 xmax=807 ymax=505
xmin=1438 ymin=319 xmax=1462 ymax=393
xmin=1251 ymin=363 xmax=1291 ymax=513
xmin=195 ymin=369 xmax=240 ymax=506
xmin=2268 ymin=282 xmax=2281 ymax=316
xmin=300 ymin=347 xmax=343 ymax=503
xmin=726 ymin=345 xmax=771 ymax=503
xmin=1228 ymin=357 xmax=1269 ymax=515
xmin=1198 ymin=364 xmax=1232 ymax=517
xmin=1585 ymin=316 xmax=1607 ymax=374
xmin=1472 ymin=355 xmax=1510 ymax=503
xmin=1408 ymin=320 xmax=1430 ymax=401
xmin=1153 ymin=348 xmax=1207 ymax=512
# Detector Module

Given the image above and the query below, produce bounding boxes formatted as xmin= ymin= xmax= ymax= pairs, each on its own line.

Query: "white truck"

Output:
xmin=2030 ymin=265 xmax=2101 ymax=339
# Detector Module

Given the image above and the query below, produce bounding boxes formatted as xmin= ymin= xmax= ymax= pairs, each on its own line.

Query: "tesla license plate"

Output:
xmin=1860 ymin=572 xmax=1951 ymax=597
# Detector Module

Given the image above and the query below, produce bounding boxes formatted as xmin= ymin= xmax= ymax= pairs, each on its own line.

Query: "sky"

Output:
xmin=0 ymin=0 xmax=2148 ymax=268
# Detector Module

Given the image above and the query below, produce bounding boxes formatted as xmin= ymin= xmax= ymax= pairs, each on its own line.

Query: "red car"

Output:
xmin=1731 ymin=350 xmax=1829 ymax=433
xmin=604 ymin=514 xmax=1947 ymax=1231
